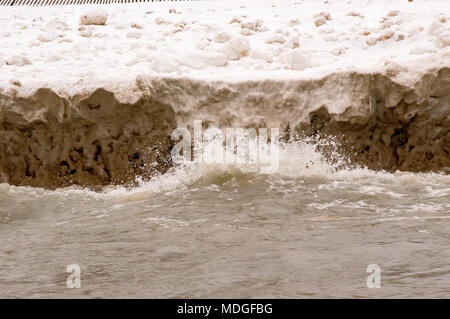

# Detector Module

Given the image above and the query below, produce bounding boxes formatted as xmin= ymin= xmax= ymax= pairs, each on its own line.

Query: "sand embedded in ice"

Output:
xmin=0 ymin=1 xmax=449 ymax=188
xmin=79 ymin=8 xmax=108 ymax=26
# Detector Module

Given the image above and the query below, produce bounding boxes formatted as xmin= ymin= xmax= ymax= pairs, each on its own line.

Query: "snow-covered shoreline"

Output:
xmin=0 ymin=0 xmax=449 ymax=186
xmin=1 ymin=67 xmax=449 ymax=186
xmin=0 ymin=0 xmax=449 ymax=95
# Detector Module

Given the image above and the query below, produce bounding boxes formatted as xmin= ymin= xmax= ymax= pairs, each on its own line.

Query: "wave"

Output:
xmin=3 ymin=132 xmax=448 ymax=204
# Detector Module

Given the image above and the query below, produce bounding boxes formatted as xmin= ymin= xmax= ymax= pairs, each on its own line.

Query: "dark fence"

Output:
xmin=0 ymin=0 xmax=210 ymax=6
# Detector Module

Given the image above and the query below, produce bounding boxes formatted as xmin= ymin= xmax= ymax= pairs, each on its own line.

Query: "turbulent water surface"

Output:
xmin=0 ymin=141 xmax=449 ymax=298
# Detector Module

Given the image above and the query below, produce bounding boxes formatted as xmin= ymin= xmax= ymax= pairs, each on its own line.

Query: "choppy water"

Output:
xmin=0 ymin=140 xmax=449 ymax=298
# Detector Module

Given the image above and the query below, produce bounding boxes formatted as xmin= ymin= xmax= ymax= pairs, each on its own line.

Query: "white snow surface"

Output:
xmin=0 ymin=0 xmax=449 ymax=99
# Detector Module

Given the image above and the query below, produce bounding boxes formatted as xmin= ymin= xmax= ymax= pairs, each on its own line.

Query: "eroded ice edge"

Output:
xmin=0 ymin=0 xmax=449 ymax=189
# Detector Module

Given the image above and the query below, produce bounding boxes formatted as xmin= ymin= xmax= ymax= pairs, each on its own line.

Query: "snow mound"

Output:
xmin=214 ymin=31 xmax=232 ymax=43
xmin=219 ymin=36 xmax=250 ymax=60
xmin=37 ymin=31 xmax=57 ymax=43
xmin=435 ymin=31 xmax=450 ymax=48
xmin=5 ymin=55 xmax=31 ymax=67
xmin=46 ymin=20 xmax=69 ymax=31
xmin=265 ymin=34 xmax=286 ymax=44
xmin=180 ymin=51 xmax=228 ymax=69
xmin=80 ymin=9 xmax=108 ymax=26
xmin=250 ymin=48 xmax=274 ymax=63
xmin=241 ymin=19 xmax=267 ymax=32
xmin=278 ymin=48 xmax=313 ymax=71
xmin=150 ymin=52 xmax=179 ymax=73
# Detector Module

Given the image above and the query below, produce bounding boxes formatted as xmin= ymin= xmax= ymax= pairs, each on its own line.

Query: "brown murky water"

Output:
xmin=0 ymin=142 xmax=449 ymax=298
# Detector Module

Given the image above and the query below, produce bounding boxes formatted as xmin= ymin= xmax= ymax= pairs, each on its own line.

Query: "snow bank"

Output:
xmin=0 ymin=0 xmax=449 ymax=186
xmin=1 ymin=67 xmax=449 ymax=187
xmin=0 ymin=0 xmax=448 ymax=94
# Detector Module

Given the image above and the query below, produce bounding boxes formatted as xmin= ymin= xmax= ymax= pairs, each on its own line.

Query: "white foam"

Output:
xmin=1 ymin=131 xmax=448 ymax=202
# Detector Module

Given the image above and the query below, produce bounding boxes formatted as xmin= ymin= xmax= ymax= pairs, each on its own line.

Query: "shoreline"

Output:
xmin=1 ymin=67 xmax=449 ymax=187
